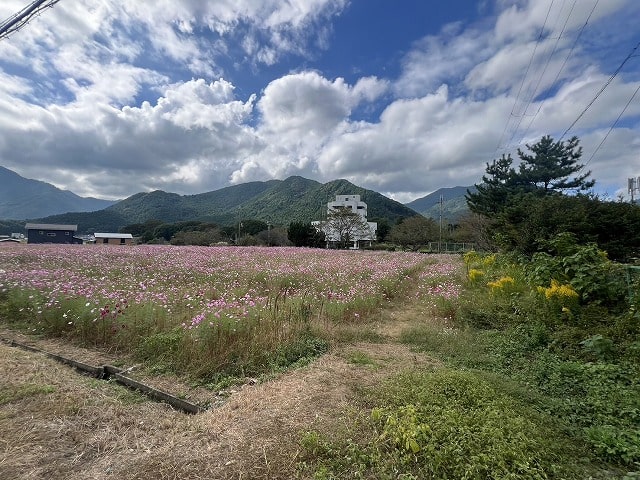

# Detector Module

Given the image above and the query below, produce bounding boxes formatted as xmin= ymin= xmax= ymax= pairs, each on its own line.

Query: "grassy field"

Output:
xmin=0 ymin=244 xmax=438 ymax=381
xmin=0 ymin=244 xmax=638 ymax=479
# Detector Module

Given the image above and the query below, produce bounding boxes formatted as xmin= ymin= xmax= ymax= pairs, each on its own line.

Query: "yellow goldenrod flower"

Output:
xmin=482 ymin=254 xmax=496 ymax=268
xmin=487 ymin=276 xmax=515 ymax=293
xmin=463 ymin=250 xmax=479 ymax=267
xmin=538 ymin=280 xmax=580 ymax=310
xmin=468 ymin=269 xmax=484 ymax=282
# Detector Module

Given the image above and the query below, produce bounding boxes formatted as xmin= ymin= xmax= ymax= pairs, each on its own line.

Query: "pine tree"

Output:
xmin=466 ymin=135 xmax=594 ymax=217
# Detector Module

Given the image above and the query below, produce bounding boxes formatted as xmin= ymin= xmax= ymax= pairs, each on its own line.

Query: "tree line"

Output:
xmin=118 ymin=210 xmax=456 ymax=249
xmin=465 ymin=135 xmax=640 ymax=262
xmin=117 ymin=134 xmax=639 ymax=257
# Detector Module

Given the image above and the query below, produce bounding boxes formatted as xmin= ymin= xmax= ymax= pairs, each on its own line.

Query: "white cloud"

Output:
xmin=316 ymin=85 xmax=511 ymax=193
xmin=0 ymin=78 xmax=261 ymax=199
xmin=223 ymin=71 xmax=389 ymax=184
xmin=494 ymin=0 xmax=628 ymax=43
xmin=0 ymin=0 xmax=638 ymax=206
xmin=395 ymin=23 xmax=491 ymax=98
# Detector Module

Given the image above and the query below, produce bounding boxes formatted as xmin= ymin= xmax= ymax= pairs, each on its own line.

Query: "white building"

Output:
xmin=93 ymin=233 xmax=134 ymax=245
xmin=313 ymin=194 xmax=377 ymax=249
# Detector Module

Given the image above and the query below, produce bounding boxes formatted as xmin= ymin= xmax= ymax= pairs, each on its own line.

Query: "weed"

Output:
xmin=300 ymin=369 xmax=587 ymax=479
xmin=0 ymin=383 xmax=56 ymax=405
xmin=345 ymin=350 xmax=377 ymax=366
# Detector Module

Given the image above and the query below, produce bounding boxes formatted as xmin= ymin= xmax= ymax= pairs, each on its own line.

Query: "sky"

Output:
xmin=0 ymin=0 xmax=639 ymax=203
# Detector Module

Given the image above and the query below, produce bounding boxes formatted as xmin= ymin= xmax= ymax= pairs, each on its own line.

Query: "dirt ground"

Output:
xmin=0 ymin=303 xmax=439 ymax=480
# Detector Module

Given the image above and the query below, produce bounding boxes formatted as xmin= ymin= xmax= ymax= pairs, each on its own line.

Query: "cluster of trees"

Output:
xmin=120 ymin=219 xmax=290 ymax=246
xmin=466 ymin=135 xmax=640 ymax=262
xmin=126 ymin=134 xmax=640 ymax=253
xmin=120 ymin=210 xmax=452 ymax=250
xmin=288 ymin=211 xmax=447 ymax=250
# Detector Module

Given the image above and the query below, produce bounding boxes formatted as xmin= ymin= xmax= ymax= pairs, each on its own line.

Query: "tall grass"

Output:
xmin=0 ymin=244 xmax=438 ymax=379
xmin=427 ymin=248 xmax=640 ymax=471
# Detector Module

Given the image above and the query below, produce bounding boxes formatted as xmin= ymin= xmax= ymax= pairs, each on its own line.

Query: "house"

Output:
xmin=25 ymin=223 xmax=83 ymax=244
xmin=93 ymin=233 xmax=134 ymax=245
xmin=0 ymin=237 xmax=21 ymax=244
xmin=313 ymin=194 xmax=378 ymax=249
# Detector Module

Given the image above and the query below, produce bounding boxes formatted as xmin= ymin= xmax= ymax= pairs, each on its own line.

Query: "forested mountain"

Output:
xmin=14 ymin=176 xmax=419 ymax=234
xmin=103 ymin=176 xmax=417 ymax=227
xmin=406 ymin=186 xmax=476 ymax=221
xmin=0 ymin=166 xmax=115 ymax=219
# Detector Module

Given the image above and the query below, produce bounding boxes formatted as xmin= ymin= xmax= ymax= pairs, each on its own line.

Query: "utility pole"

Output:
xmin=267 ymin=221 xmax=271 ymax=246
xmin=438 ymin=194 xmax=443 ymax=253
xmin=629 ymin=177 xmax=640 ymax=205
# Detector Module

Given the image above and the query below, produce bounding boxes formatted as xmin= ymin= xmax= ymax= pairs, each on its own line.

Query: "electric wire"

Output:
xmin=0 ymin=0 xmax=61 ymax=41
xmin=517 ymin=0 xmax=594 ymax=146
xmin=495 ymin=0 xmax=555 ymax=152
xmin=583 ymin=81 xmax=640 ymax=167
xmin=506 ymin=0 xmax=574 ymax=149
xmin=560 ymin=38 xmax=640 ymax=140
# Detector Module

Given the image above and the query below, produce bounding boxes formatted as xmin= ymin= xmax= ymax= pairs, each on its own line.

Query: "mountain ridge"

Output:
xmin=0 ymin=166 xmax=116 ymax=219
xmin=406 ymin=185 xmax=476 ymax=221
xmin=0 ymin=166 xmax=473 ymax=234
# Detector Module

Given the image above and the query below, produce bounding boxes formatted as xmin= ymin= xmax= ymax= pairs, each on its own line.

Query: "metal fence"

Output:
xmin=625 ymin=265 xmax=640 ymax=304
xmin=425 ymin=242 xmax=476 ymax=253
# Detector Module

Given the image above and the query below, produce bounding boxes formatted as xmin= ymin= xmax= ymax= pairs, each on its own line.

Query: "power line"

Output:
xmin=0 ymin=0 xmax=61 ymax=41
xmin=560 ymin=38 xmax=640 ymax=140
xmin=495 ymin=0 xmax=555 ymax=152
xmin=517 ymin=0 xmax=597 ymax=145
xmin=583 ymin=81 xmax=640 ymax=167
xmin=506 ymin=0 xmax=575 ymax=149
xmin=506 ymin=0 xmax=576 ymax=148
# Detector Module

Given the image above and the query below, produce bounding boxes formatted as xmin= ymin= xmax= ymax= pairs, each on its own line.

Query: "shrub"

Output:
xmin=527 ymin=234 xmax=627 ymax=308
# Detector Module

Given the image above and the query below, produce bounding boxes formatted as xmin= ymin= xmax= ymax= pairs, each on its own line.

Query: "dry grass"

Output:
xmin=0 ymin=298 xmax=440 ymax=479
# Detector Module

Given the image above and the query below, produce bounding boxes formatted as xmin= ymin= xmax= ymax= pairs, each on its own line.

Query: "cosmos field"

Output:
xmin=0 ymin=245 xmax=461 ymax=377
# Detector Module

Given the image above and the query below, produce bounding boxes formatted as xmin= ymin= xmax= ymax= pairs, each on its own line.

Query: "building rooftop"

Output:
xmin=25 ymin=223 xmax=78 ymax=231
xmin=94 ymin=233 xmax=133 ymax=239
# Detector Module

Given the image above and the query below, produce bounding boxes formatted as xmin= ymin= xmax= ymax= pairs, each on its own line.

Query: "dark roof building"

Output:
xmin=25 ymin=223 xmax=83 ymax=244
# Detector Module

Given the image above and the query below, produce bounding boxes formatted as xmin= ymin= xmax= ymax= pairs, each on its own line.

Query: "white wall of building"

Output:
xmin=313 ymin=194 xmax=378 ymax=248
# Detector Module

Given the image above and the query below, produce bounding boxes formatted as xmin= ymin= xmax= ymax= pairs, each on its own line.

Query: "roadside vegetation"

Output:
xmin=296 ymin=136 xmax=640 ymax=479
xmin=297 ymin=243 xmax=639 ymax=479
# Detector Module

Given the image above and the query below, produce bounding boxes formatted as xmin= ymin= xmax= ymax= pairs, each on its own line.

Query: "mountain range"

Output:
xmin=405 ymin=185 xmax=476 ymax=221
xmin=0 ymin=166 xmax=473 ymax=234
xmin=0 ymin=166 xmax=116 ymax=220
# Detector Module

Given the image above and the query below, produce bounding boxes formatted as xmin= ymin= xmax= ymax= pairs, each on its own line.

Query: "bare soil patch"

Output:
xmin=0 ymin=304 xmax=438 ymax=479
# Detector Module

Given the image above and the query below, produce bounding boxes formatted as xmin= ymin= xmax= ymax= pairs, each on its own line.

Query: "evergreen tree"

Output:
xmin=288 ymin=221 xmax=324 ymax=247
xmin=466 ymin=135 xmax=594 ymax=217
xmin=466 ymin=154 xmax=519 ymax=216
xmin=516 ymin=135 xmax=594 ymax=192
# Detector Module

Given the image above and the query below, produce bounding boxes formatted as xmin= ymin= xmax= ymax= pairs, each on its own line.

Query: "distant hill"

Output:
xmin=406 ymin=186 xmax=476 ymax=222
xmin=232 ymin=176 xmax=417 ymax=225
xmin=23 ymin=176 xmax=420 ymax=234
xmin=0 ymin=166 xmax=115 ymax=219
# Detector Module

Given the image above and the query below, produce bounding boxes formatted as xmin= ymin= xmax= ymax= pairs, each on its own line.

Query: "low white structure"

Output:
xmin=313 ymin=194 xmax=377 ymax=249
xmin=93 ymin=233 xmax=134 ymax=245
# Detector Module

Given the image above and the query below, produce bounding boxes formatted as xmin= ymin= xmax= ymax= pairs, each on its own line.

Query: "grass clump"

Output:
xmin=299 ymin=369 xmax=583 ymax=479
xmin=0 ymin=383 xmax=56 ymax=405
xmin=432 ymin=244 xmax=640 ymax=472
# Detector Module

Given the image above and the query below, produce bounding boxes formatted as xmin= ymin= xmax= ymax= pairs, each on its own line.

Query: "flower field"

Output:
xmin=0 ymin=245 xmax=461 ymax=379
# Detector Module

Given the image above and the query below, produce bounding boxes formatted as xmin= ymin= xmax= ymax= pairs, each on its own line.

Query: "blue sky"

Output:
xmin=0 ymin=0 xmax=638 ymax=203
